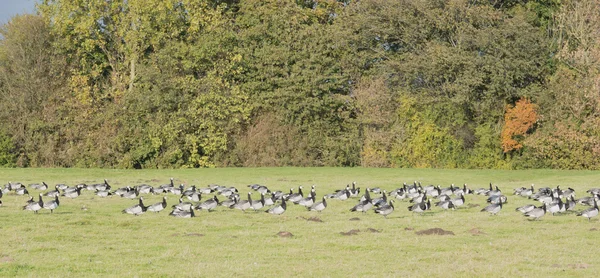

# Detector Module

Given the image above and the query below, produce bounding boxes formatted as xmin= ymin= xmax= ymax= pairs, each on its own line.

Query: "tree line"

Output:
xmin=0 ymin=0 xmax=598 ymax=169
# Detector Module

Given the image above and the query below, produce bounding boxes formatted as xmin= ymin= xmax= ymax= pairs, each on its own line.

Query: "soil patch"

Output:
xmin=590 ymin=228 xmax=598 ymax=231
xmin=469 ymin=228 xmax=485 ymax=236
xmin=0 ymin=256 xmax=14 ymax=263
xmin=349 ymin=217 xmax=360 ymax=221
xmin=185 ymin=233 xmax=204 ymax=237
xmin=366 ymin=228 xmax=381 ymax=233
xmin=277 ymin=231 xmax=293 ymax=238
xmin=340 ymin=229 xmax=360 ymax=236
xmin=415 ymin=228 xmax=455 ymax=236
xmin=404 ymin=227 xmax=414 ymax=231
xmin=467 ymin=204 xmax=480 ymax=208
xmin=299 ymin=216 xmax=323 ymax=222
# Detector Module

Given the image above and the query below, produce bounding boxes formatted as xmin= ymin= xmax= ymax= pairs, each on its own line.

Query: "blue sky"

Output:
xmin=0 ymin=0 xmax=39 ymax=24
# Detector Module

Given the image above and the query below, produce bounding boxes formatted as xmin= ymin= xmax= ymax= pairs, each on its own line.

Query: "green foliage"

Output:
xmin=0 ymin=131 xmax=16 ymax=167
xmin=2 ymin=0 xmax=599 ymax=169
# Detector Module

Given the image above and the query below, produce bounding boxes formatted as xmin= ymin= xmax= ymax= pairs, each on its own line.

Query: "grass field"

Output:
xmin=1 ymin=167 xmax=599 ymax=277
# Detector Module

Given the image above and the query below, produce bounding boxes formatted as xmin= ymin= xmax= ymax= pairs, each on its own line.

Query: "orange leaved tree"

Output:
xmin=501 ymin=98 xmax=538 ymax=153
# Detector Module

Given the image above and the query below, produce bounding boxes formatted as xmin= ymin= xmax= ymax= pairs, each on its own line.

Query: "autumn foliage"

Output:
xmin=502 ymin=98 xmax=538 ymax=153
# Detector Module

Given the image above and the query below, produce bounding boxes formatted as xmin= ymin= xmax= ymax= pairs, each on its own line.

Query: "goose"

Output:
xmin=250 ymin=193 xmax=266 ymax=211
xmin=439 ymin=184 xmax=455 ymax=196
xmin=410 ymin=192 xmax=426 ymax=204
xmin=30 ymin=182 xmax=49 ymax=191
xmin=350 ymin=199 xmax=373 ymax=213
xmin=113 ymin=186 xmax=131 ymax=197
xmin=516 ymin=204 xmax=537 ymax=214
xmin=220 ymin=195 xmax=238 ymax=208
xmin=248 ymin=184 xmax=271 ymax=195
xmin=0 ymin=189 xmax=2 ymax=199
xmin=43 ymin=195 xmax=60 ymax=213
xmin=152 ymin=186 xmax=166 ymax=194
xmin=524 ymin=203 xmax=546 ymax=220
xmin=15 ymin=185 xmax=29 ymax=196
xmin=577 ymin=197 xmax=599 ymax=221
xmin=562 ymin=187 xmax=576 ymax=199
xmin=286 ymin=187 xmax=304 ymax=203
xmin=172 ymin=198 xmax=193 ymax=212
xmin=577 ymin=195 xmax=597 ymax=206
xmin=0 ymin=199 xmax=2 ymax=207
xmin=435 ymin=199 xmax=455 ymax=210
xmin=219 ymin=187 xmax=238 ymax=198
xmin=487 ymin=195 xmax=507 ymax=205
xmin=137 ymin=184 xmax=154 ymax=194
xmin=170 ymin=184 xmax=185 ymax=195
xmin=298 ymin=192 xmax=316 ymax=208
xmin=487 ymin=185 xmax=502 ymax=197
xmin=309 ymin=196 xmax=327 ymax=212
xmin=181 ymin=185 xmax=197 ymax=197
xmin=586 ymin=188 xmax=600 ymax=195
xmin=23 ymin=194 xmax=43 ymax=213
xmin=547 ymin=198 xmax=563 ymax=215
xmin=147 ymin=197 xmax=167 ymax=213
xmin=566 ymin=196 xmax=576 ymax=211
xmin=231 ymin=192 xmax=252 ymax=212
xmin=122 ymin=197 xmax=147 ymax=216
xmin=95 ymin=189 xmax=113 ymax=197
xmin=475 ymin=183 xmax=493 ymax=195
xmin=388 ymin=187 xmax=405 ymax=198
xmin=450 ymin=194 xmax=465 ymax=208
xmin=44 ymin=185 xmax=61 ymax=197
xmin=263 ymin=192 xmax=276 ymax=206
xmin=374 ymin=200 xmax=394 ymax=218
xmin=409 ymin=199 xmax=431 ymax=213
xmin=349 ymin=181 xmax=360 ymax=197
xmin=95 ymin=179 xmax=111 ymax=191
xmin=56 ymin=183 xmax=69 ymax=191
xmin=371 ymin=191 xmax=388 ymax=207
xmin=185 ymin=192 xmax=201 ymax=202
xmin=266 ymin=198 xmax=286 ymax=215
xmin=169 ymin=207 xmax=195 ymax=218
xmin=198 ymin=187 xmax=214 ymax=195
xmin=196 ymin=196 xmax=219 ymax=212
xmin=121 ymin=187 xmax=139 ymax=199
xmin=160 ymin=178 xmax=175 ymax=191
xmin=481 ymin=198 xmax=503 ymax=215
xmin=520 ymin=184 xmax=535 ymax=197
xmin=62 ymin=185 xmax=83 ymax=198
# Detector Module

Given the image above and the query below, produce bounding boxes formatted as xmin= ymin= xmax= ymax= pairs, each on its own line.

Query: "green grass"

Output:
xmin=0 ymin=167 xmax=599 ymax=277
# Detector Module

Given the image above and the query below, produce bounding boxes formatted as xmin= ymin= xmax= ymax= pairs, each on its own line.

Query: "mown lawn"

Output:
xmin=0 ymin=167 xmax=599 ymax=277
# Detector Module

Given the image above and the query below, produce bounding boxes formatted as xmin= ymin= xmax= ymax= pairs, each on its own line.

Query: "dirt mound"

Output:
xmin=299 ymin=216 xmax=323 ymax=222
xmin=415 ymin=228 xmax=455 ymax=236
xmin=340 ymin=229 xmax=360 ymax=236
xmin=349 ymin=217 xmax=360 ymax=221
xmin=277 ymin=231 xmax=293 ymax=238
xmin=590 ymin=228 xmax=598 ymax=231
xmin=366 ymin=228 xmax=381 ymax=233
xmin=469 ymin=228 xmax=485 ymax=236
xmin=404 ymin=227 xmax=414 ymax=231
xmin=185 ymin=233 xmax=204 ymax=237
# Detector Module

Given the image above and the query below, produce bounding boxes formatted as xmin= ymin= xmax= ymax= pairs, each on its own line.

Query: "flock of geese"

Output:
xmin=1 ymin=179 xmax=599 ymax=221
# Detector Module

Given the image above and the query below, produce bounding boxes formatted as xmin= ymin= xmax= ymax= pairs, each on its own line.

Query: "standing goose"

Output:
xmin=371 ymin=191 xmax=388 ymax=207
xmin=147 ymin=197 xmax=167 ymax=213
xmin=44 ymin=185 xmax=61 ymax=197
xmin=577 ymin=197 xmax=599 ymax=221
xmin=196 ymin=196 xmax=220 ymax=212
xmin=231 ymin=192 xmax=252 ymax=212
xmin=309 ymin=196 xmax=327 ymax=212
xmin=266 ymin=198 xmax=287 ymax=215
xmin=349 ymin=181 xmax=360 ymax=197
xmin=23 ymin=194 xmax=43 ymax=213
xmin=286 ymin=187 xmax=304 ymax=203
xmin=566 ymin=196 xmax=576 ymax=211
xmin=122 ymin=197 xmax=147 ymax=216
xmin=43 ymin=195 xmax=60 ymax=213
xmin=374 ymin=200 xmax=395 ymax=218
xmin=481 ymin=198 xmax=503 ymax=215
xmin=298 ymin=190 xmax=316 ymax=208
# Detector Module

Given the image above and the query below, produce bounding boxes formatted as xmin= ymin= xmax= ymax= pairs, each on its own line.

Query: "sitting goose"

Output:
xmin=43 ymin=195 xmax=60 ymax=213
xmin=30 ymin=182 xmax=49 ymax=191
xmin=15 ymin=185 xmax=29 ymax=196
xmin=196 ymin=196 xmax=219 ymax=212
xmin=435 ymin=199 xmax=455 ymax=210
xmin=250 ymin=193 xmax=266 ymax=211
xmin=23 ymin=194 xmax=43 ymax=213
xmin=577 ymin=197 xmax=599 ymax=221
xmin=95 ymin=189 xmax=113 ymax=197
xmin=44 ymin=185 xmax=61 ymax=197
xmin=309 ymin=196 xmax=327 ymax=212
xmin=185 ymin=192 xmax=201 ymax=202
xmin=481 ymin=198 xmax=503 ymax=215
xmin=172 ymin=198 xmax=193 ymax=212
xmin=409 ymin=199 xmax=431 ymax=213
xmin=220 ymin=195 xmax=238 ymax=208
xmin=122 ymin=187 xmax=140 ymax=199
xmin=371 ymin=191 xmax=388 ymax=207
xmin=147 ymin=197 xmax=167 ymax=213
xmin=62 ymin=185 xmax=84 ymax=198
xmin=524 ymin=203 xmax=546 ymax=220
xmin=566 ymin=196 xmax=576 ymax=211
xmin=286 ymin=187 xmax=304 ymax=203
xmin=113 ymin=186 xmax=131 ymax=197
xmin=351 ymin=191 xmax=373 ymax=213
xmin=169 ymin=207 xmax=195 ymax=218
xmin=198 ymin=187 xmax=214 ymax=195
xmin=231 ymin=192 xmax=252 ymax=212
xmin=349 ymin=182 xmax=360 ymax=197
xmin=450 ymin=194 xmax=465 ymax=208
xmin=374 ymin=200 xmax=395 ymax=218
xmin=266 ymin=198 xmax=287 ymax=215
xmin=122 ymin=197 xmax=147 ymax=216
xmin=137 ymin=184 xmax=154 ymax=194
